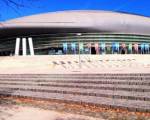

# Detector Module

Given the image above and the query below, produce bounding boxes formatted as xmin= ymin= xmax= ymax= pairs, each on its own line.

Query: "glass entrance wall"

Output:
xmin=35 ymin=42 xmax=150 ymax=55
xmin=31 ymin=33 xmax=150 ymax=55
xmin=33 ymin=33 xmax=150 ymax=55
xmin=1 ymin=33 xmax=150 ymax=56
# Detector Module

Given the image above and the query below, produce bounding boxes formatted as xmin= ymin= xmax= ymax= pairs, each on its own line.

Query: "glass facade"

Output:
xmin=1 ymin=33 xmax=150 ymax=56
xmin=44 ymin=42 xmax=150 ymax=55
xmin=32 ymin=33 xmax=150 ymax=55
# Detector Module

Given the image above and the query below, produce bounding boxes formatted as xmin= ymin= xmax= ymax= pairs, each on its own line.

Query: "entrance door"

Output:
xmin=91 ymin=47 xmax=96 ymax=54
xmin=121 ymin=48 xmax=126 ymax=54
xmin=121 ymin=43 xmax=126 ymax=54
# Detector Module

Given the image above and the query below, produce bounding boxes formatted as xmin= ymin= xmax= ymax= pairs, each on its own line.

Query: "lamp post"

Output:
xmin=77 ymin=33 xmax=82 ymax=68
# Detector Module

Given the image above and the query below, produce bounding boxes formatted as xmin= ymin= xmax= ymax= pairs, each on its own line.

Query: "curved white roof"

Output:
xmin=1 ymin=10 xmax=150 ymax=36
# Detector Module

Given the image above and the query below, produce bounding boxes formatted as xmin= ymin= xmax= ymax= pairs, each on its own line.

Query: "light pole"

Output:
xmin=77 ymin=33 xmax=82 ymax=68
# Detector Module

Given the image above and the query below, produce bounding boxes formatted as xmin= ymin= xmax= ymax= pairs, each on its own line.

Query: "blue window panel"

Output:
xmin=63 ymin=43 xmax=68 ymax=54
xmin=71 ymin=43 xmax=76 ymax=54
xmin=101 ymin=43 xmax=105 ymax=50
xmin=144 ymin=44 xmax=149 ymax=50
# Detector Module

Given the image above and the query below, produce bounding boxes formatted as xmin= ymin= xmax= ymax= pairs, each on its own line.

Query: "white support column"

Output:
xmin=15 ymin=38 xmax=20 ymax=56
xmin=28 ymin=37 xmax=34 ymax=55
xmin=22 ymin=38 xmax=27 ymax=56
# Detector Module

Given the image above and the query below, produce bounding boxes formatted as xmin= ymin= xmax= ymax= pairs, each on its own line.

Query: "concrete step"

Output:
xmin=0 ymin=82 xmax=149 ymax=92
xmin=0 ymin=79 xmax=149 ymax=86
xmin=0 ymin=73 xmax=149 ymax=112
xmin=1 ymin=74 xmax=150 ymax=78
xmin=0 ymin=85 xmax=149 ymax=101
xmin=0 ymin=89 xmax=149 ymax=112
xmin=0 ymin=76 xmax=150 ymax=81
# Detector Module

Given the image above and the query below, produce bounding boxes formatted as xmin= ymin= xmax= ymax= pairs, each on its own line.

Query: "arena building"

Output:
xmin=1 ymin=10 xmax=150 ymax=115
xmin=0 ymin=10 xmax=150 ymax=56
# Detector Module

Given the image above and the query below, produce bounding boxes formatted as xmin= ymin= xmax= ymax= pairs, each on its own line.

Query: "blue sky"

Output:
xmin=0 ymin=0 xmax=150 ymax=21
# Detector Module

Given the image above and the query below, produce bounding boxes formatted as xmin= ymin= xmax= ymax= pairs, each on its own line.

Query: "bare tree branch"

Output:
xmin=4 ymin=0 xmax=26 ymax=7
xmin=0 ymin=0 xmax=41 ymax=23
xmin=1 ymin=0 xmax=23 ymax=16
xmin=2 ymin=0 xmax=39 ymax=11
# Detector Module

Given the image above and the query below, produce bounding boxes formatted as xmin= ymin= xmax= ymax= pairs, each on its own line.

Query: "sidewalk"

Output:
xmin=0 ymin=55 xmax=150 ymax=74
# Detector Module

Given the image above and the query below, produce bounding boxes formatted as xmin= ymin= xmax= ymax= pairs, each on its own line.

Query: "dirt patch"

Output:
xmin=0 ymin=96 xmax=149 ymax=120
xmin=0 ymin=105 xmax=103 ymax=120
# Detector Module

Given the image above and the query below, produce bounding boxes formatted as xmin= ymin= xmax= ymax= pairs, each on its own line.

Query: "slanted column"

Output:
xmin=22 ymin=38 xmax=27 ymax=56
xmin=15 ymin=38 xmax=20 ymax=56
xmin=28 ymin=37 xmax=34 ymax=56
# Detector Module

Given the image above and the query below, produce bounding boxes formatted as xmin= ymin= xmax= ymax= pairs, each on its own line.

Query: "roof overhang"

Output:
xmin=1 ymin=10 xmax=150 ymax=38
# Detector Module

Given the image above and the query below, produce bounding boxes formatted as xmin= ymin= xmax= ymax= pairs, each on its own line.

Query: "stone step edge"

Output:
xmin=0 ymin=77 xmax=149 ymax=80
xmin=0 ymin=92 xmax=149 ymax=112
xmin=0 ymin=80 xmax=149 ymax=86
xmin=0 ymin=83 xmax=149 ymax=92
xmin=0 ymin=87 xmax=149 ymax=101
xmin=0 ymin=73 xmax=150 ymax=76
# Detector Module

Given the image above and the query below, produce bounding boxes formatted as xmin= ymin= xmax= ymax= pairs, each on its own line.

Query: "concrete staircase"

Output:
xmin=0 ymin=74 xmax=149 ymax=112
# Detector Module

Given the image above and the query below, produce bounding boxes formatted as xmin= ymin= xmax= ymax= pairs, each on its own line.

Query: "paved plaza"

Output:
xmin=0 ymin=55 xmax=150 ymax=74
